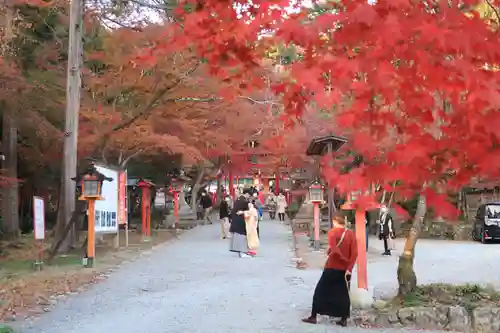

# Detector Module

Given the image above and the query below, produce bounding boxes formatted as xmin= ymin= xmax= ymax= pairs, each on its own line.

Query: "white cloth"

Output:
xmin=220 ymin=217 xmax=230 ymax=238
xmin=276 ymin=195 xmax=287 ymax=214
xmin=244 ymin=207 xmax=260 ymax=250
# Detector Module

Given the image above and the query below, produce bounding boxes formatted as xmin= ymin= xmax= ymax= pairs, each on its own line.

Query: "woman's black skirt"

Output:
xmin=311 ymin=268 xmax=350 ymax=318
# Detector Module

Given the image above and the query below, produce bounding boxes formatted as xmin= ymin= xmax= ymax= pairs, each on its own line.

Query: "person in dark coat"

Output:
xmin=219 ymin=196 xmax=231 ymax=239
xmin=379 ymin=206 xmax=395 ymax=256
xmin=229 ymin=192 xmax=250 ymax=258
xmin=200 ymin=192 xmax=213 ymax=225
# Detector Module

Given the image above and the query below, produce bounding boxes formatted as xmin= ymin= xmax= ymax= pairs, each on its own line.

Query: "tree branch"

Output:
xmin=484 ymin=0 xmax=500 ymax=25
xmin=99 ymin=62 xmax=199 ymax=147
xmin=120 ymin=149 xmax=144 ymax=167
xmin=238 ymin=95 xmax=282 ymax=106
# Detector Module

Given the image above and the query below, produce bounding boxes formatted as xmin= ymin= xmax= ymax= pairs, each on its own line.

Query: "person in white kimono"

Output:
xmin=244 ymin=202 xmax=260 ymax=256
xmin=276 ymin=192 xmax=288 ymax=222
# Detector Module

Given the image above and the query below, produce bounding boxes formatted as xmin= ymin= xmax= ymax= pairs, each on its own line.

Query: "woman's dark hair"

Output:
xmin=332 ymin=211 xmax=346 ymax=225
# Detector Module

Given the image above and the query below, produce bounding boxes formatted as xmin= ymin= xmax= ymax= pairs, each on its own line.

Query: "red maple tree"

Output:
xmin=141 ymin=0 xmax=500 ymax=294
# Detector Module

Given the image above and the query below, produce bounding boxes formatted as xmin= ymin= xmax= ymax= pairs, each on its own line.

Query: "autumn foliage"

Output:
xmin=135 ymin=0 xmax=500 ymax=217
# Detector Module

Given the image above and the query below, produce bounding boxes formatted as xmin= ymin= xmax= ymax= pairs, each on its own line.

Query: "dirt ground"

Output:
xmin=0 ymin=229 xmax=178 ymax=322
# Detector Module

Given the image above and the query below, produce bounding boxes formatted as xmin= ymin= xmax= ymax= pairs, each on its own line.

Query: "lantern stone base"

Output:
xmin=83 ymin=256 xmax=94 ymax=268
xmin=32 ymin=260 xmax=44 ymax=271
xmin=293 ymin=202 xmax=314 ymax=234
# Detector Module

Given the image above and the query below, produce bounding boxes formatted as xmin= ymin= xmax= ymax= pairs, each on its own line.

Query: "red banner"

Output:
xmin=118 ymin=170 xmax=127 ymax=225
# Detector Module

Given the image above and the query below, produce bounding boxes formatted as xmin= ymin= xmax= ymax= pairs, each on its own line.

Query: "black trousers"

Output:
xmin=278 ymin=213 xmax=285 ymax=221
xmin=311 ymin=269 xmax=350 ymax=318
xmin=383 ymin=237 xmax=390 ymax=252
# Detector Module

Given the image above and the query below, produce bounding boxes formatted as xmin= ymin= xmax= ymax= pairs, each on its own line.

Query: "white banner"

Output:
xmin=94 ymin=165 xmax=119 ymax=234
xmin=33 ymin=196 xmax=45 ymax=240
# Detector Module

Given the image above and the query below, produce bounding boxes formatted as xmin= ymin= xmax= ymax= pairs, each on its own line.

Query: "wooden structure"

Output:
xmin=72 ymin=165 xmax=112 ymax=268
xmin=465 ymin=181 xmax=500 ymax=219
xmin=137 ymin=178 xmax=155 ymax=240
xmin=306 ymin=135 xmax=348 ymax=225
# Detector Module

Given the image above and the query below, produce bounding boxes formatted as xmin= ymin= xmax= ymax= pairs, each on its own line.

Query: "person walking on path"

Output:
xmin=200 ymin=192 xmax=213 ymax=225
xmin=302 ymin=212 xmax=358 ymax=327
xmin=276 ymin=192 xmax=287 ymax=222
xmin=266 ymin=192 xmax=277 ymax=220
xmin=379 ymin=206 xmax=395 ymax=256
xmin=229 ymin=193 xmax=251 ymax=257
xmin=219 ymin=196 xmax=231 ymax=239
xmin=245 ymin=201 xmax=260 ymax=256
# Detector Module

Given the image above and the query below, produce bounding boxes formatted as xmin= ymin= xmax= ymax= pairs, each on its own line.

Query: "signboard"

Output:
xmin=94 ymin=165 xmax=119 ymax=233
xmin=33 ymin=196 xmax=45 ymax=240
xmin=154 ymin=190 xmax=166 ymax=209
xmin=118 ymin=170 xmax=128 ymax=225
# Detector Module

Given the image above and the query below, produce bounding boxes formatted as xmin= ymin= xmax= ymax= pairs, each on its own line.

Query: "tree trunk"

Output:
xmin=1 ymin=111 xmax=19 ymax=239
xmin=54 ymin=0 xmax=84 ymax=252
xmin=190 ymin=165 xmax=204 ymax=220
xmin=380 ymin=189 xmax=387 ymax=205
xmin=0 ymin=4 xmax=19 ymax=239
xmin=397 ymin=192 xmax=426 ymax=296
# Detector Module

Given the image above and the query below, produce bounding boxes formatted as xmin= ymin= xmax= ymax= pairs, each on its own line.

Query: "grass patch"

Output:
xmin=392 ymin=283 xmax=500 ymax=310
xmin=0 ymin=325 xmax=15 ymax=333
xmin=0 ymin=254 xmax=82 ymax=273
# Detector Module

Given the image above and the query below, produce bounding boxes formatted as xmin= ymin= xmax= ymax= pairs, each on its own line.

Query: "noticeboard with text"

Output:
xmin=33 ymin=196 xmax=45 ymax=240
xmin=94 ymin=165 xmax=119 ymax=233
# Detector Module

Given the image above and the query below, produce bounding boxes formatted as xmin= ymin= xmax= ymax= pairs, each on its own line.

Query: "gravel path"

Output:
xmin=17 ymin=220 xmax=499 ymax=333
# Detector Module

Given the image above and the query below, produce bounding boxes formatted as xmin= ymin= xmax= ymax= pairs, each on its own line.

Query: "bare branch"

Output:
xmin=484 ymin=0 xmax=500 ymax=26
xmin=120 ymin=148 xmax=144 ymax=167
xmin=238 ymin=95 xmax=282 ymax=106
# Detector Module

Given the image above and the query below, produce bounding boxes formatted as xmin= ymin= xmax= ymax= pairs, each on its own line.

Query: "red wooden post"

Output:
xmin=275 ymin=171 xmax=280 ymax=194
xmin=229 ymin=170 xmax=234 ymax=200
xmin=174 ymin=191 xmax=179 ymax=226
xmin=313 ymin=202 xmax=320 ymax=250
xmin=340 ymin=193 xmax=368 ymax=289
xmin=137 ymin=179 xmax=154 ymax=241
xmin=355 ymin=209 xmax=368 ymax=289
xmin=141 ymin=187 xmax=147 ymax=236
xmin=146 ymin=190 xmax=151 ymax=237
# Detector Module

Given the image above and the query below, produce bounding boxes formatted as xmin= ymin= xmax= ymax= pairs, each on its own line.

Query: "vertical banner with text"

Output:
xmin=118 ymin=170 xmax=128 ymax=225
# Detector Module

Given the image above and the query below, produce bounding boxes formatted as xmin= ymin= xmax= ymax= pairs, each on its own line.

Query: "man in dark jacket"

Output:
xmin=219 ymin=196 xmax=231 ymax=239
xmin=200 ymin=192 xmax=213 ymax=225
xmin=379 ymin=206 xmax=395 ymax=256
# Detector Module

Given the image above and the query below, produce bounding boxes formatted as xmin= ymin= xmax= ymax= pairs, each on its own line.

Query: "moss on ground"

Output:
xmin=388 ymin=283 xmax=500 ymax=310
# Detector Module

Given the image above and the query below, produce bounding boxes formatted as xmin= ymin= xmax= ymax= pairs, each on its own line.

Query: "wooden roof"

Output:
xmin=306 ymin=135 xmax=348 ymax=156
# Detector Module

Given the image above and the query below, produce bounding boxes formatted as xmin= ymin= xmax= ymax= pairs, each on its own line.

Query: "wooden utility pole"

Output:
xmin=1 ymin=5 xmax=19 ymax=238
xmin=56 ymin=0 xmax=84 ymax=250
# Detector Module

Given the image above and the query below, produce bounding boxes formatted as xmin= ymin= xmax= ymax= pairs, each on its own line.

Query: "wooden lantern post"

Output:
xmin=309 ymin=182 xmax=325 ymax=250
xmin=72 ymin=165 xmax=112 ymax=268
xmin=306 ymin=135 xmax=348 ymax=227
xmin=137 ymin=179 xmax=155 ymax=241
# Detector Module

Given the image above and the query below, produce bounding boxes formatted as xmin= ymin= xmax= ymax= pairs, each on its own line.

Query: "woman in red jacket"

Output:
xmin=302 ymin=212 xmax=358 ymax=327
